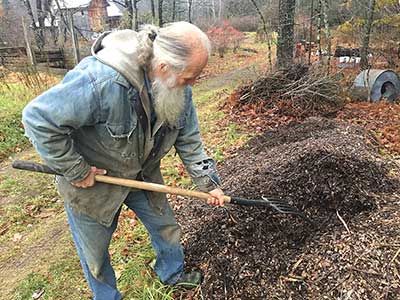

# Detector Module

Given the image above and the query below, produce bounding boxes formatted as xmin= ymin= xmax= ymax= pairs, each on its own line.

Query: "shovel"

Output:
xmin=12 ymin=160 xmax=312 ymax=223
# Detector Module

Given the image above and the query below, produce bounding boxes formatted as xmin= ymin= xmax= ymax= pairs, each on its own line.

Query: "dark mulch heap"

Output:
xmin=174 ymin=118 xmax=400 ymax=300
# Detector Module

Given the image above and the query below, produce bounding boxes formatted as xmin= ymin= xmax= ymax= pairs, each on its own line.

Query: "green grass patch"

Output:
xmin=0 ymin=171 xmax=62 ymax=242
xmin=13 ymin=273 xmax=49 ymax=300
xmin=12 ymin=245 xmax=89 ymax=300
xmin=0 ymin=85 xmax=35 ymax=160
xmin=0 ymin=76 xmax=57 ymax=160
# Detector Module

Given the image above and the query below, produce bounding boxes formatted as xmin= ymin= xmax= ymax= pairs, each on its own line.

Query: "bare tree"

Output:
xmin=150 ymin=0 xmax=156 ymax=22
xmin=187 ymin=0 xmax=193 ymax=23
xmin=133 ymin=0 xmax=139 ymax=30
xmin=248 ymin=0 xmax=272 ymax=69
xmin=124 ymin=0 xmax=133 ymax=28
xmin=277 ymin=0 xmax=295 ymax=69
xmin=316 ymin=0 xmax=322 ymax=60
xmin=158 ymin=0 xmax=164 ymax=26
xmin=21 ymin=0 xmax=43 ymax=49
xmin=307 ymin=0 xmax=314 ymax=65
xmin=360 ymin=0 xmax=376 ymax=70
xmin=321 ymin=0 xmax=331 ymax=73
xmin=172 ymin=0 xmax=176 ymax=21
xmin=36 ymin=0 xmax=46 ymax=49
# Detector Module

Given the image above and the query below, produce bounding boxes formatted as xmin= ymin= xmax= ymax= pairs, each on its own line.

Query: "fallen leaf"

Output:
xmin=32 ymin=289 xmax=45 ymax=299
xmin=12 ymin=233 xmax=23 ymax=242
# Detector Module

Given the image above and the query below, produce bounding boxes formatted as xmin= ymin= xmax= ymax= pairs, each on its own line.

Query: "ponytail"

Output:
xmin=137 ymin=24 xmax=160 ymax=67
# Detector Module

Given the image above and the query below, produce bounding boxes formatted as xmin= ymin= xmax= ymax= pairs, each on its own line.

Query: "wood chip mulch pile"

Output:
xmin=174 ymin=118 xmax=400 ymax=300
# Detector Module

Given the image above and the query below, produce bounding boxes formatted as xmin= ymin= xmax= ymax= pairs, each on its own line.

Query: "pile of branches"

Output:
xmin=234 ymin=64 xmax=343 ymax=117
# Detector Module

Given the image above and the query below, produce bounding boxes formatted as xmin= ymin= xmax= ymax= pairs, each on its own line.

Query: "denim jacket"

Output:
xmin=22 ymin=53 xmax=220 ymax=227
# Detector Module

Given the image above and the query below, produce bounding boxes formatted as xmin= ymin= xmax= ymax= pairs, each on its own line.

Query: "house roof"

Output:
xmin=53 ymin=0 xmax=122 ymax=16
xmin=55 ymin=0 xmax=92 ymax=9
xmin=107 ymin=1 xmax=122 ymax=17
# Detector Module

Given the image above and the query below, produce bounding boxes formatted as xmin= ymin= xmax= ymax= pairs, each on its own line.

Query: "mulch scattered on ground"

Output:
xmin=337 ymin=102 xmax=400 ymax=155
xmin=174 ymin=118 xmax=400 ymax=299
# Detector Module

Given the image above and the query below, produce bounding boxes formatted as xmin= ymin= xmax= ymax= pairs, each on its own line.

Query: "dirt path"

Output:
xmin=0 ymin=213 xmax=70 ymax=296
xmin=0 ymin=149 xmax=73 ymax=297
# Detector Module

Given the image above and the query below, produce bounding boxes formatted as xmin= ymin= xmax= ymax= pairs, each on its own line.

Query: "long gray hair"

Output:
xmin=137 ymin=22 xmax=211 ymax=71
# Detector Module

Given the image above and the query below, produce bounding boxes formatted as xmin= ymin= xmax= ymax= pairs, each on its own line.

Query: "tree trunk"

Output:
xmin=22 ymin=0 xmax=42 ymax=50
xmin=133 ymin=0 xmax=138 ymax=31
xmin=150 ymin=0 xmax=156 ymax=23
xmin=308 ymin=0 xmax=314 ymax=65
xmin=172 ymin=0 xmax=176 ymax=21
xmin=360 ymin=0 xmax=376 ymax=70
xmin=277 ymin=0 xmax=295 ymax=69
xmin=316 ymin=0 xmax=322 ymax=60
xmin=321 ymin=0 xmax=331 ymax=73
xmin=187 ymin=0 xmax=193 ymax=23
xmin=49 ymin=12 xmax=58 ymax=46
xmin=158 ymin=0 xmax=164 ymax=26
xmin=36 ymin=0 xmax=46 ymax=50
xmin=124 ymin=0 xmax=133 ymax=29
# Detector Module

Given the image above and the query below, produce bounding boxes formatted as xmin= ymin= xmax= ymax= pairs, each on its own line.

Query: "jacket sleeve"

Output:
xmin=174 ymin=86 xmax=222 ymax=192
xmin=22 ymin=68 xmax=101 ymax=183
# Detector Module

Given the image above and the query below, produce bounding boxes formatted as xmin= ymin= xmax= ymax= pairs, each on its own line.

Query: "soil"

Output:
xmin=174 ymin=118 xmax=400 ymax=300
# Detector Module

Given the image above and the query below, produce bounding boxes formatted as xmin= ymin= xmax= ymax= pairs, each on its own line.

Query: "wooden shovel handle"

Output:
xmin=95 ymin=175 xmax=231 ymax=202
xmin=12 ymin=160 xmax=231 ymax=203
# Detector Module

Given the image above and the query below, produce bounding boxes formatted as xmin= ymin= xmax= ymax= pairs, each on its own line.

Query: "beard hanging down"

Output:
xmin=151 ymin=76 xmax=185 ymax=126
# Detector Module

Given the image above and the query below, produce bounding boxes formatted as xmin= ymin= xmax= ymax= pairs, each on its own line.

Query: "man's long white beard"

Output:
xmin=151 ymin=75 xmax=185 ymax=126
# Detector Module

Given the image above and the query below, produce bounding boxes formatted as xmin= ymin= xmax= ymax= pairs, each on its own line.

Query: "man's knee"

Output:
xmin=159 ymin=224 xmax=181 ymax=245
xmin=87 ymin=257 xmax=106 ymax=281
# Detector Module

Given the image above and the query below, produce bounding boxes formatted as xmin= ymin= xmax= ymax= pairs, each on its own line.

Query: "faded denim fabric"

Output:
xmin=65 ymin=191 xmax=184 ymax=300
xmin=22 ymin=56 xmax=220 ymax=227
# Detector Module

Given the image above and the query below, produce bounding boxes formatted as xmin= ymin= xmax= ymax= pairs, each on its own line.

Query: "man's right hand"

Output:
xmin=71 ymin=166 xmax=107 ymax=188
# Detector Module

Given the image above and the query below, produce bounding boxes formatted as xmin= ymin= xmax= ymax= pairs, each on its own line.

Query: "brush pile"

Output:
xmin=174 ymin=118 xmax=400 ymax=299
xmin=229 ymin=64 xmax=343 ymax=117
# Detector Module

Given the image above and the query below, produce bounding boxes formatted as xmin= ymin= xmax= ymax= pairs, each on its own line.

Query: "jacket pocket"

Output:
xmin=98 ymin=121 xmax=137 ymax=158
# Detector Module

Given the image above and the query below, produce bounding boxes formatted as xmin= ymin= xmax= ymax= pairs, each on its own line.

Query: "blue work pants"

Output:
xmin=65 ymin=191 xmax=184 ymax=300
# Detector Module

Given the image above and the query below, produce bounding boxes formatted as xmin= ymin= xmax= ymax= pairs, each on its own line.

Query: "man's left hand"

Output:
xmin=207 ymin=188 xmax=225 ymax=207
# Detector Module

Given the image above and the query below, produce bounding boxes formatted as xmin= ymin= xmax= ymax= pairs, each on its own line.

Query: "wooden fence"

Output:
xmin=0 ymin=47 xmax=65 ymax=68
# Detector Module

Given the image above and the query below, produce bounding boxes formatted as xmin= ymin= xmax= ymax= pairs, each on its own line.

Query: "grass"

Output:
xmin=0 ymin=87 xmax=30 ymax=160
xmin=0 ymin=73 xmax=55 ymax=160
xmin=0 ymin=170 xmax=61 ymax=243
xmin=13 ymin=246 xmax=90 ymax=300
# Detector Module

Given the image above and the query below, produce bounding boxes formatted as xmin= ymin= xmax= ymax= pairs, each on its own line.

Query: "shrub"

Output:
xmin=206 ymin=22 xmax=245 ymax=57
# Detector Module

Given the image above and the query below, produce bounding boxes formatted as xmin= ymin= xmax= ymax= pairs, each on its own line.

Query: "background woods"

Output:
xmin=1 ymin=0 xmax=399 ymax=71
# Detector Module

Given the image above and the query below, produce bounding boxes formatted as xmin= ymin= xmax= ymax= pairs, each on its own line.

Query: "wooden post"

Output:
xmin=21 ymin=16 xmax=36 ymax=66
xmin=68 ymin=11 xmax=80 ymax=65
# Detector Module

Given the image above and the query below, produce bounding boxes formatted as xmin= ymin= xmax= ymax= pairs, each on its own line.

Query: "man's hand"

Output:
xmin=207 ymin=188 xmax=225 ymax=207
xmin=71 ymin=166 xmax=107 ymax=188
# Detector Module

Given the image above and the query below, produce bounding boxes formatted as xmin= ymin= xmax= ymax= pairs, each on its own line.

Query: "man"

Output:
xmin=22 ymin=22 xmax=225 ymax=300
